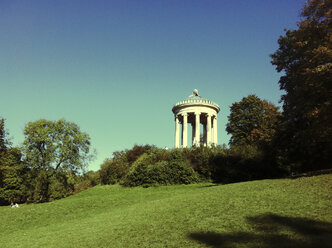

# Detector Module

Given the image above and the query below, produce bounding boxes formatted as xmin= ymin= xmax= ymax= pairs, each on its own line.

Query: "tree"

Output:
xmin=99 ymin=145 xmax=153 ymax=185
xmin=270 ymin=0 xmax=332 ymax=171
xmin=0 ymin=148 xmax=28 ymax=204
xmin=226 ymin=95 xmax=281 ymax=148
xmin=0 ymin=118 xmax=11 ymax=153
xmin=22 ymin=119 xmax=92 ymax=172
xmin=0 ymin=118 xmax=7 ymax=197
xmin=0 ymin=119 xmax=27 ymax=205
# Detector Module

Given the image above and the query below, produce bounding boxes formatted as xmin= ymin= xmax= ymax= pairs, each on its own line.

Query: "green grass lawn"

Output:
xmin=1 ymin=174 xmax=331 ymax=248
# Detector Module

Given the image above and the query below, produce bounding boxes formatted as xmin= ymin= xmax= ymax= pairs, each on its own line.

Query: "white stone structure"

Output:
xmin=172 ymin=89 xmax=220 ymax=148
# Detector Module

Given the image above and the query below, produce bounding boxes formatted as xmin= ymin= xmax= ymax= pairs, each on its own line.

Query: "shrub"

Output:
xmin=126 ymin=145 xmax=154 ymax=164
xmin=122 ymin=151 xmax=199 ymax=187
xmin=183 ymin=145 xmax=228 ymax=180
xmin=211 ymin=145 xmax=282 ymax=184
xmin=99 ymin=155 xmax=129 ymax=184
xmin=99 ymin=144 xmax=283 ymax=188
xmin=26 ymin=169 xmax=79 ymax=203
xmin=48 ymin=173 xmax=70 ymax=200
xmin=99 ymin=145 xmax=154 ymax=185
xmin=83 ymin=170 xmax=100 ymax=186
xmin=121 ymin=153 xmax=150 ymax=186
xmin=29 ymin=169 xmax=49 ymax=203
xmin=74 ymin=179 xmax=93 ymax=194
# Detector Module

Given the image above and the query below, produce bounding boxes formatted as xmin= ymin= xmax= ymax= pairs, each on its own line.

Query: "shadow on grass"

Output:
xmin=189 ymin=213 xmax=332 ymax=248
xmin=198 ymin=184 xmax=219 ymax=188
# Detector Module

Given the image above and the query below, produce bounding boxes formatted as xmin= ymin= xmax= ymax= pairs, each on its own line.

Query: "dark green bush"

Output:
xmin=82 ymin=170 xmax=100 ymax=186
xmin=183 ymin=146 xmax=213 ymax=180
xmin=26 ymin=169 xmax=85 ymax=203
xmin=122 ymin=151 xmax=199 ymax=187
xmin=48 ymin=172 xmax=71 ymax=200
xmin=99 ymin=155 xmax=129 ymax=184
xmin=182 ymin=145 xmax=228 ymax=180
xmin=126 ymin=144 xmax=154 ymax=164
xmin=211 ymin=145 xmax=283 ymax=184
xmin=74 ymin=179 xmax=93 ymax=194
xmin=0 ymin=148 xmax=28 ymax=205
xmin=121 ymin=153 xmax=151 ymax=186
xmin=99 ymin=144 xmax=283 ymax=188
xmin=99 ymin=145 xmax=154 ymax=185
xmin=29 ymin=169 xmax=49 ymax=203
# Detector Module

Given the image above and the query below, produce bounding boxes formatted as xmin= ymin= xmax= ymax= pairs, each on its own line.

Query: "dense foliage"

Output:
xmin=0 ymin=147 xmax=27 ymax=204
xmin=122 ymin=149 xmax=199 ymax=187
xmin=0 ymin=118 xmax=97 ymax=205
xmin=22 ymin=119 xmax=92 ymax=172
xmin=99 ymin=145 xmax=153 ymax=184
xmin=99 ymin=144 xmax=284 ymax=187
xmin=0 ymin=118 xmax=9 ymax=152
xmin=0 ymin=119 xmax=27 ymax=204
xmin=270 ymin=0 xmax=332 ymax=172
xmin=226 ymin=95 xmax=281 ymax=148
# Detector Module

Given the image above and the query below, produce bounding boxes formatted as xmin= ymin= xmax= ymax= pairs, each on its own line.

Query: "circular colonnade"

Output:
xmin=172 ymin=89 xmax=220 ymax=148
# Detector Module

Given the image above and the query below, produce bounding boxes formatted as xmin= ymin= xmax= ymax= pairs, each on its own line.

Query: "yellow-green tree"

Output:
xmin=226 ymin=95 xmax=281 ymax=148
xmin=22 ymin=119 xmax=92 ymax=172
xmin=22 ymin=119 xmax=93 ymax=202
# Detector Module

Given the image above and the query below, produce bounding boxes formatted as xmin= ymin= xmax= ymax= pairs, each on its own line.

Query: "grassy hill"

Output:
xmin=1 ymin=174 xmax=331 ymax=248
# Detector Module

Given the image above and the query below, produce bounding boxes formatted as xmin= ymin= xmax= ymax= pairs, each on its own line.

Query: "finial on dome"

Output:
xmin=188 ymin=89 xmax=200 ymax=97
xmin=193 ymin=89 xmax=199 ymax=96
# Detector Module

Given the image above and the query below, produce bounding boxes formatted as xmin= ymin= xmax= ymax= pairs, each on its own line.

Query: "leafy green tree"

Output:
xmin=0 ymin=119 xmax=28 ymax=204
xmin=48 ymin=171 xmax=71 ymax=201
xmin=29 ymin=169 xmax=49 ymax=203
xmin=0 ymin=118 xmax=11 ymax=154
xmin=99 ymin=151 xmax=129 ymax=184
xmin=270 ymin=0 xmax=332 ymax=171
xmin=226 ymin=95 xmax=281 ymax=148
xmin=0 ymin=148 xmax=28 ymax=204
xmin=0 ymin=118 xmax=7 ymax=153
xmin=22 ymin=119 xmax=93 ymax=202
xmin=22 ymin=119 xmax=92 ymax=172
xmin=99 ymin=145 xmax=153 ymax=185
xmin=0 ymin=118 xmax=6 ymax=197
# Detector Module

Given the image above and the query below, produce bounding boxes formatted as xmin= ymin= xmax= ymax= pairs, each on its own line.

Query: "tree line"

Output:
xmin=228 ymin=0 xmax=331 ymax=173
xmin=0 ymin=0 xmax=331 ymax=204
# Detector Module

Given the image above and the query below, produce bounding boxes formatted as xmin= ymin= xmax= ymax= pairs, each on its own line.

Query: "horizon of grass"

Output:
xmin=0 ymin=174 xmax=331 ymax=248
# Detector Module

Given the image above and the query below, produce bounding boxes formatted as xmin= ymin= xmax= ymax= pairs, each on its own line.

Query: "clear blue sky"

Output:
xmin=0 ymin=0 xmax=305 ymax=171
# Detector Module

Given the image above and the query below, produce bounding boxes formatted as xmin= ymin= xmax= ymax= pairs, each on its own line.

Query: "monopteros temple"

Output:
xmin=172 ymin=89 xmax=220 ymax=148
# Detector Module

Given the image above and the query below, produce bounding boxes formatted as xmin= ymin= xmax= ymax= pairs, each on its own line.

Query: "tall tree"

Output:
xmin=270 ymin=0 xmax=332 ymax=171
xmin=0 ymin=148 xmax=27 ymax=204
xmin=22 ymin=119 xmax=93 ymax=172
xmin=0 ymin=118 xmax=7 ymax=196
xmin=0 ymin=118 xmax=10 ymax=153
xmin=226 ymin=95 xmax=281 ymax=148
xmin=0 ymin=119 xmax=27 ymax=205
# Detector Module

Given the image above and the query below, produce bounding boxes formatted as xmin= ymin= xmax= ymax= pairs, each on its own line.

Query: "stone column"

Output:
xmin=207 ymin=114 xmax=211 ymax=147
xmin=175 ymin=115 xmax=180 ymax=148
xmin=182 ymin=113 xmax=188 ymax=148
xmin=195 ymin=112 xmax=200 ymax=146
xmin=203 ymin=123 xmax=207 ymax=146
xmin=213 ymin=116 xmax=218 ymax=145
xmin=211 ymin=120 xmax=214 ymax=145
xmin=192 ymin=122 xmax=195 ymax=146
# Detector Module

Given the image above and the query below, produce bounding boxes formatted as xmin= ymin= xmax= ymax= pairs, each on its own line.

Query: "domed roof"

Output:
xmin=172 ymin=89 xmax=220 ymax=113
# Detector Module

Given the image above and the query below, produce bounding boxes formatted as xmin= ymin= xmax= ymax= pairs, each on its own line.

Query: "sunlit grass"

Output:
xmin=0 ymin=174 xmax=331 ymax=247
